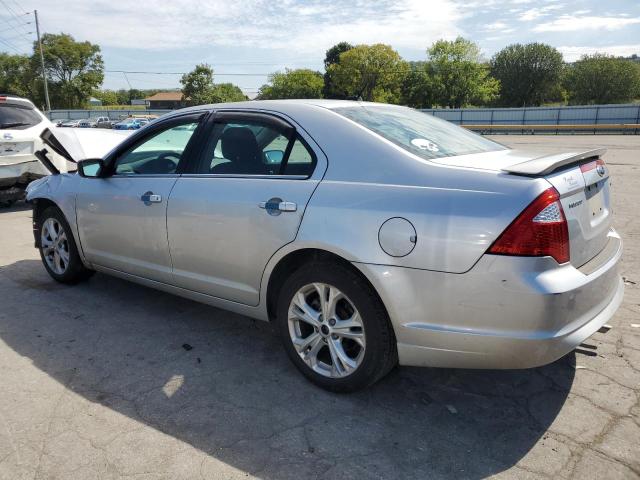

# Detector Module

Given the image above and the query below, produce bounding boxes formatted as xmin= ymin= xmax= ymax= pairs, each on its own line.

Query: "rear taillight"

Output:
xmin=488 ymin=187 xmax=570 ymax=264
xmin=580 ymin=158 xmax=605 ymax=173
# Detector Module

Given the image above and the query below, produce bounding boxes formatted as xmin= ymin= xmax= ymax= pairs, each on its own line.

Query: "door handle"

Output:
xmin=141 ymin=191 xmax=162 ymax=204
xmin=258 ymin=199 xmax=297 ymax=215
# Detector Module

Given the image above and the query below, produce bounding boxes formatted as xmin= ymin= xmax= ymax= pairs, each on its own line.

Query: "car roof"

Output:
xmin=173 ymin=99 xmax=404 ymax=118
xmin=0 ymin=94 xmax=36 ymax=109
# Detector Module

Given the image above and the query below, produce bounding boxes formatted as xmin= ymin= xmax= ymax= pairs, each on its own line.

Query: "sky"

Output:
xmin=1 ymin=0 xmax=639 ymax=96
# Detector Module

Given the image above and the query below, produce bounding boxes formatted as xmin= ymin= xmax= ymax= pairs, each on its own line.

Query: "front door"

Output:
xmin=167 ymin=111 xmax=325 ymax=305
xmin=76 ymin=115 xmax=203 ymax=283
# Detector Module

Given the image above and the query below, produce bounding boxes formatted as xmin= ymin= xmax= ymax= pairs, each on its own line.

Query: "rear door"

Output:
xmin=167 ymin=111 xmax=326 ymax=305
xmin=545 ymin=158 xmax=612 ymax=267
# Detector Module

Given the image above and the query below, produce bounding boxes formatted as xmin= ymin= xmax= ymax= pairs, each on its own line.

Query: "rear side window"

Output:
xmin=0 ymin=105 xmax=42 ymax=130
xmin=334 ymin=105 xmax=505 ymax=160
xmin=199 ymin=118 xmax=316 ymax=177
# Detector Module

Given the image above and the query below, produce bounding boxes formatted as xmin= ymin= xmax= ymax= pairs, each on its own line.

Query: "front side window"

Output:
xmin=333 ymin=105 xmax=505 ymax=160
xmin=115 ymin=121 xmax=199 ymax=175
xmin=198 ymin=118 xmax=316 ymax=177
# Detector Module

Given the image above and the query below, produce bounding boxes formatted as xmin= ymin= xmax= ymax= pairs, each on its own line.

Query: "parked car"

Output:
xmin=59 ymin=119 xmax=81 ymax=128
xmin=95 ymin=116 xmax=113 ymax=129
xmin=26 ymin=100 xmax=623 ymax=392
xmin=78 ymin=116 xmax=111 ymax=129
xmin=113 ymin=118 xmax=144 ymax=130
xmin=0 ymin=94 xmax=70 ymax=206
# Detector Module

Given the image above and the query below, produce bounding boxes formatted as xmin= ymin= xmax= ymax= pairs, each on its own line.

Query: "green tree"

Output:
xmin=325 ymin=44 xmax=408 ymax=103
xmin=323 ymin=41 xmax=353 ymax=98
xmin=564 ymin=54 xmax=640 ymax=104
xmin=428 ymin=37 xmax=499 ymax=108
xmin=0 ymin=53 xmax=37 ymax=99
xmin=491 ymin=43 xmax=564 ymax=107
xmin=180 ymin=63 xmax=214 ymax=105
xmin=35 ymin=33 xmax=104 ymax=108
xmin=401 ymin=61 xmax=435 ymax=108
xmin=258 ymin=68 xmax=323 ymax=99
xmin=92 ymin=89 xmax=119 ymax=106
xmin=210 ymin=83 xmax=247 ymax=103
xmin=181 ymin=64 xmax=245 ymax=105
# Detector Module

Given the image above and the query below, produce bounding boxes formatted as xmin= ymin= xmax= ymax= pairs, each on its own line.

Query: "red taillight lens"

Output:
xmin=580 ymin=158 xmax=605 ymax=173
xmin=488 ymin=187 xmax=570 ymax=264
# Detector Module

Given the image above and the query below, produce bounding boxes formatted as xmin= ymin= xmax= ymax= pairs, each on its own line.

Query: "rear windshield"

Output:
xmin=0 ymin=104 xmax=42 ymax=130
xmin=333 ymin=105 xmax=505 ymax=159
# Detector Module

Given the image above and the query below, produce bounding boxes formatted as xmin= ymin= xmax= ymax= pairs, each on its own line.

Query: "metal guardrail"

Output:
xmin=422 ymin=103 xmax=640 ymax=134
xmin=47 ymin=109 xmax=172 ymax=121
xmin=462 ymin=123 xmax=640 ymax=134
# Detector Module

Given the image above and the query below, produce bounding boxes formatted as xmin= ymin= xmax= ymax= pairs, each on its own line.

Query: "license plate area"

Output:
xmin=0 ymin=142 xmax=31 ymax=156
xmin=585 ymin=179 xmax=606 ymax=220
xmin=0 ymin=143 xmax=18 ymax=155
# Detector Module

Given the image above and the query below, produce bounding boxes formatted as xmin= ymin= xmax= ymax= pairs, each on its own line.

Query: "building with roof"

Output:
xmin=145 ymin=92 xmax=187 ymax=109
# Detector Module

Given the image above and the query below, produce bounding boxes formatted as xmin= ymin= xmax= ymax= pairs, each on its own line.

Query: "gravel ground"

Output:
xmin=0 ymin=135 xmax=638 ymax=479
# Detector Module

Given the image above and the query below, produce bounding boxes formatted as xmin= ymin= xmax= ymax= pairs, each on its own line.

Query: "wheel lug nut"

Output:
xmin=331 ymin=334 xmax=338 ymax=340
xmin=329 ymin=318 xmax=336 ymax=326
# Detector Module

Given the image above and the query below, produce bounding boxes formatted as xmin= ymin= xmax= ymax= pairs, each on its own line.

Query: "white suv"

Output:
xmin=0 ymin=95 xmax=68 ymax=206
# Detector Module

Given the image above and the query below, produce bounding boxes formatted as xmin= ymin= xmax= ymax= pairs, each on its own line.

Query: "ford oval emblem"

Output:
xmin=2 ymin=133 xmax=13 ymax=140
xmin=596 ymin=164 xmax=606 ymax=177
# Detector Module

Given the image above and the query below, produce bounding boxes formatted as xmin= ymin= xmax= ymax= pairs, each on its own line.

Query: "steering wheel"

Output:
xmin=156 ymin=152 xmax=181 ymax=173
xmin=132 ymin=152 xmax=181 ymax=174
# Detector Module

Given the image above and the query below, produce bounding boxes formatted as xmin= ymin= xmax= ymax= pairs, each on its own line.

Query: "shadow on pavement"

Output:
xmin=0 ymin=259 xmax=575 ymax=479
xmin=0 ymin=200 xmax=31 ymax=214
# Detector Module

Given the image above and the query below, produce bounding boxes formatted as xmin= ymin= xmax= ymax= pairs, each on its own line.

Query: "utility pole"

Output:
xmin=34 ymin=10 xmax=51 ymax=111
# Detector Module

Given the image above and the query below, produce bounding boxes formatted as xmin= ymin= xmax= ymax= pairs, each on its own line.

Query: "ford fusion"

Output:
xmin=26 ymin=100 xmax=623 ymax=392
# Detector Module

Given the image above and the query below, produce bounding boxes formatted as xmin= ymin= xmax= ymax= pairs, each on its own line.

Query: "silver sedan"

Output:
xmin=26 ymin=100 xmax=623 ymax=392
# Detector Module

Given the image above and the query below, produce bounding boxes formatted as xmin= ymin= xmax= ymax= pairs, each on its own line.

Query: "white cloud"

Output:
xmin=20 ymin=0 xmax=465 ymax=53
xmin=533 ymin=15 xmax=640 ymax=32
xmin=558 ymin=44 xmax=640 ymax=62
xmin=518 ymin=4 xmax=563 ymax=22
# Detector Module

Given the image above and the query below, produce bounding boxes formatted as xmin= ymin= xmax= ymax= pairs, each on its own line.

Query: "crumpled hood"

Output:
xmin=45 ymin=127 xmax=132 ymax=162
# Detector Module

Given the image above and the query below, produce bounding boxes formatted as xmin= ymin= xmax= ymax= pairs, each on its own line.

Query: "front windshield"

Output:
xmin=333 ymin=105 xmax=505 ymax=160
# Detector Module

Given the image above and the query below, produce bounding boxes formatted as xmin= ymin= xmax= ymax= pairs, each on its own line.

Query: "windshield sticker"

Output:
xmin=411 ymin=138 xmax=439 ymax=152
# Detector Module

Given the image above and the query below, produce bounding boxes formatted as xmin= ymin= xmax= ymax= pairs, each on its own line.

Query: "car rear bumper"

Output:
xmin=355 ymin=229 xmax=623 ymax=369
xmin=0 ymin=158 xmax=47 ymax=186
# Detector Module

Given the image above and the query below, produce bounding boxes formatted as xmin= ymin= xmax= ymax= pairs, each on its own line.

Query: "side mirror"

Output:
xmin=264 ymin=150 xmax=284 ymax=164
xmin=77 ymin=158 xmax=105 ymax=178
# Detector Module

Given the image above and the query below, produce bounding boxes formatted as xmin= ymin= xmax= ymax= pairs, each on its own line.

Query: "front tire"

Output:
xmin=37 ymin=206 xmax=94 ymax=284
xmin=276 ymin=261 xmax=397 ymax=392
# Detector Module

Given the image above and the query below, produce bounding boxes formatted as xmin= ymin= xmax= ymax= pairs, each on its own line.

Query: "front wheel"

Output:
xmin=276 ymin=262 xmax=397 ymax=392
xmin=38 ymin=206 xmax=94 ymax=284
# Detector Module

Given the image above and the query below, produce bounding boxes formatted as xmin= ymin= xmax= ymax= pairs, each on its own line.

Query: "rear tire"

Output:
xmin=276 ymin=261 xmax=397 ymax=392
xmin=37 ymin=206 xmax=94 ymax=284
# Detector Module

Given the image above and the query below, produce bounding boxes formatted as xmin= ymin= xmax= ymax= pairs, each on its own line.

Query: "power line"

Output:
xmin=105 ymin=69 xmax=410 ymax=77
xmin=0 ymin=34 xmax=20 ymax=53
xmin=6 ymin=0 xmax=29 ymax=16
xmin=0 ymin=1 xmax=32 ymax=36
xmin=0 ymin=30 xmax=33 ymax=41
xmin=0 ymin=21 xmax=31 ymax=35
xmin=0 ymin=10 xmax=34 ymax=46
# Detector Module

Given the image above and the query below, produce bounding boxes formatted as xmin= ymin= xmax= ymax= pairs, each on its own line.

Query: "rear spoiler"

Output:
xmin=502 ymin=148 xmax=606 ymax=176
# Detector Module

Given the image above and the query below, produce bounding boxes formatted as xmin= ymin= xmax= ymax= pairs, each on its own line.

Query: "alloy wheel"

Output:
xmin=41 ymin=218 xmax=70 ymax=275
xmin=288 ymin=282 xmax=366 ymax=378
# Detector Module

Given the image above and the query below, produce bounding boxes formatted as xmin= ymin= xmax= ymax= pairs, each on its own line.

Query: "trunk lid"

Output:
xmin=502 ymin=148 xmax=612 ymax=268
